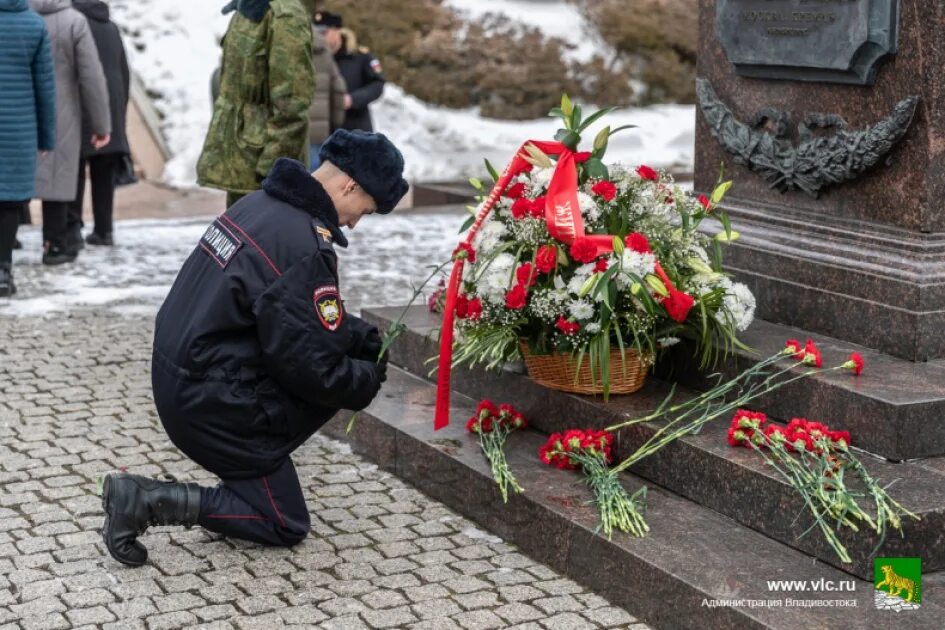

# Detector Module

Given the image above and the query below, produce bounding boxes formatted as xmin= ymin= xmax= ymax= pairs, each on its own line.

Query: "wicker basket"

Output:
xmin=519 ymin=342 xmax=650 ymax=395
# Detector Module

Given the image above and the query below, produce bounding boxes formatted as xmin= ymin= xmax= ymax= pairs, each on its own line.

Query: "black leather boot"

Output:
xmin=101 ymin=473 xmax=202 ymax=567
xmin=0 ymin=264 xmax=14 ymax=297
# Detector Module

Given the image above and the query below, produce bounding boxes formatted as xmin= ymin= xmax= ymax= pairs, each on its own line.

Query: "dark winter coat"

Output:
xmin=30 ymin=0 xmax=109 ymax=201
xmin=153 ymin=158 xmax=384 ymax=479
xmin=73 ymin=0 xmax=129 ymax=157
xmin=0 ymin=0 xmax=56 ymax=201
xmin=335 ymin=29 xmax=384 ymax=132
xmin=197 ymin=0 xmax=315 ymax=195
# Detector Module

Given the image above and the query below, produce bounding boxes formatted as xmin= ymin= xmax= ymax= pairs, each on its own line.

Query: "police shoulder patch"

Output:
xmin=313 ymin=284 xmax=344 ymax=331
xmin=199 ymin=218 xmax=243 ymax=269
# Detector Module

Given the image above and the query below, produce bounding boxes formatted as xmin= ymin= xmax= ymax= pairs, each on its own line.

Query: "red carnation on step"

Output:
xmin=803 ymin=338 xmax=823 ymax=368
xmin=784 ymin=339 xmax=804 ymax=360
xmin=569 ymin=237 xmax=598 ymax=264
xmin=636 ymin=165 xmax=659 ymax=181
xmin=591 ymin=180 xmax=617 ymax=202
xmin=843 ymin=352 xmax=864 ymax=376
xmin=535 ymin=245 xmax=557 ymax=273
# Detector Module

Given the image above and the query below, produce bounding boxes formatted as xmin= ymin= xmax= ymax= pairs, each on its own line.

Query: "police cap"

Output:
xmin=313 ymin=11 xmax=342 ymax=28
xmin=319 ymin=129 xmax=409 ymax=215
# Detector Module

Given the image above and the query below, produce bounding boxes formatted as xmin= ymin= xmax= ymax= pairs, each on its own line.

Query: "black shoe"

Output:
xmin=66 ymin=224 xmax=85 ymax=251
xmin=86 ymin=231 xmax=114 ymax=247
xmin=0 ymin=265 xmax=14 ymax=297
xmin=12 ymin=239 xmax=22 ymax=250
xmin=101 ymin=473 xmax=202 ymax=567
xmin=42 ymin=240 xmax=78 ymax=266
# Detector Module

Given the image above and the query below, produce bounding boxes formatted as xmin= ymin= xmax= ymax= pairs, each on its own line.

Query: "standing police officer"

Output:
xmin=100 ymin=130 xmax=409 ymax=566
xmin=315 ymin=11 xmax=384 ymax=132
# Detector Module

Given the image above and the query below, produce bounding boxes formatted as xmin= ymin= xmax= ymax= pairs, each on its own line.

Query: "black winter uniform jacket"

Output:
xmin=152 ymin=158 xmax=383 ymax=479
xmin=335 ymin=43 xmax=384 ymax=132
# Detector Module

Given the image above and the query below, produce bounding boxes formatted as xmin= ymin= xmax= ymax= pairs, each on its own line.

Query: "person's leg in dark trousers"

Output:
xmin=0 ymin=201 xmax=25 ymax=296
xmin=88 ymin=154 xmax=118 ymax=242
xmin=198 ymin=458 xmax=311 ymax=547
xmin=66 ymin=158 xmax=87 ymax=250
xmin=41 ymin=200 xmax=77 ymax=265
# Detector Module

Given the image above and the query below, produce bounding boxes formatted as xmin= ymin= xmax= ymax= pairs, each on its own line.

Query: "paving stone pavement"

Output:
xmin=0 ymin=310 xmax=649 ymax=629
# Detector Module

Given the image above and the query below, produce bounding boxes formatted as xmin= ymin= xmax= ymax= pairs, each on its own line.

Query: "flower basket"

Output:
xmin=519 ymin=342 xmax=650 ymax=395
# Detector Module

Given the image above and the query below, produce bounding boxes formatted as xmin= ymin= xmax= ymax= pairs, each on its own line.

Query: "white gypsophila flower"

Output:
xmin=568 ymin=298 xmax=595 ymax=321
xmin=658 ymin=336 xmax=680 ymax=348
xmin=528 ymin=288 xmax=568 ymax=322
xmin=719 ymin=281 xmax=756 ymax=332
xmin=508 ymin=216 xmax=549 ymax=247
xmin=585 ymin=322 xmax=601 ymax=334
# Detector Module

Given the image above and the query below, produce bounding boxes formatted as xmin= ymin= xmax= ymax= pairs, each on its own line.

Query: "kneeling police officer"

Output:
xmin=101 ymin=129 xmax=409 ymax=566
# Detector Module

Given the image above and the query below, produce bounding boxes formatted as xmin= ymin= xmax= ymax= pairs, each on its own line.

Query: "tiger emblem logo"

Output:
xmin=876 ymin=565 xmax=916 ymax=602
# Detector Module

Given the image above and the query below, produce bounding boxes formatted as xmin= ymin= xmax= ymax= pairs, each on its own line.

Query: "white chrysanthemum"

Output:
xmin=658 ymin=337 xmax=680 ymax=348
xmin=472 ymin=219 xmax=508 ymax=256
xmin=477 ymin=253 xmax=516 ymax=304
xmin=566 ymin=263 xmax=597 ymax=295
xmin=568 ymin=298 xmax=595 ymax=321
xmin=585 ymin=322 xmax=602 ymax=334
xmin=530 ymin=167 xmax=554 ymax=190
xmin=614 ymin=250 xmax=656 ymax=290
xmin=719 ymin=281 xmax=756 ymax=332
xmin=577 ymin=191 xmax=600 ymax=222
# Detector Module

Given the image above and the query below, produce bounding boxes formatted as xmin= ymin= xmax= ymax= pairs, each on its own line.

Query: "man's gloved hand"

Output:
xmin=373 ymin=360 xmax=388 ymax=385
xmin=362 ymin=328 xmax=387 ymax=364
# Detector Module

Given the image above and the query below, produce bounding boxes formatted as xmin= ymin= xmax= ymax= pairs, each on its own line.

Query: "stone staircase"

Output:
xmin=325 ymin=306 xmax=945 ymax=628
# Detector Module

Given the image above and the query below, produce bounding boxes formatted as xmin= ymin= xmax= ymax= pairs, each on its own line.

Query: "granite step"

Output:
xmin=324 ymin=367 xmax=945 ymax=629
xmin=368 ymin=305 xmax=945 ymax=461
xmin=360 ymin=306 xmax=945 ymax=579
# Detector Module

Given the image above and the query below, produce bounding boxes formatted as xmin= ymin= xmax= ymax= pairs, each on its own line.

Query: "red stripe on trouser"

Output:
xmin=263 ymin=476 xmax=287 ymax=528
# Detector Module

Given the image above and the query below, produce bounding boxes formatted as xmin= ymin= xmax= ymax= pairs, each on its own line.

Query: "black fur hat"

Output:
xmin=318 ymin=129 xmax=409 ymax=214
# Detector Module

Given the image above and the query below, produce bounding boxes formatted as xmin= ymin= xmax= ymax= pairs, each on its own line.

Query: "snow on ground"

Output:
xmin=444 ymin=0 xmax=611 ymax=64
xmin=110 ymin=1 xmax=694 ymax=188
xmin=3 ymin=212 xmax=462 ymax=318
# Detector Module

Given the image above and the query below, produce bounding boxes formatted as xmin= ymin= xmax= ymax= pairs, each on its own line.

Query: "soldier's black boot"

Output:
xmin=101 ymin=473 xmax=202 ymax=567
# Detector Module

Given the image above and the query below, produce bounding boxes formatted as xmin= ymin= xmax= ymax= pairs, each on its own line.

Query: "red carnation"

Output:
xmin=466 ymin=297 xmax=483 ymax=320
xmin=511 ymin=197 xmax=531 ymax=219
xmin=453 ymin=242 xmax=476 ymax=263
xmin=569 ymin=237 xmax=598 ymax=264
xmin=505 ymin=182 xmax=526 ymax=199
xmin=784 ymin=339 xmax=804 ymax=360
xmin=662 ymin=289 xmax=694 ymax=323
xmin=727 ymin=426 xmax=751 ymax=447
xmin=535 ymin=245 xmax=557 ymax=273
xmin=465 ymin=416 xmax=479 ymax=432
xmin=516 ymin=263 xmax=537 ymax=287
xmin=591 ymin=180 xmax=617 ymax=202
xmin=843 ymin=352 xmax=864 ymax=376
xmin=636 ymin=165 xmax=659 ymax=181
xmin=505 ymin=284 xmax=528 ymax=309
xmin=556 ymin=316 xmax=580 ymax=336
xmin=594 ymin=259 xmax=609 ymax=273
xmin=573 ymin=151 xmax=592 ymax=163
xmin=476 ymin=399 xmax=498 ymax=420
xmin=804 ymin=338 xmax=823 ymax=368
xmin=830 ymin=430 xmax=852 ymax=447
xmin=698 ymin=194 xmax=712 ymax=211
xmin=529 ymin=196 xmax=546 ymax=218
xmin=625 ymin=232 xmax=651 ymax=254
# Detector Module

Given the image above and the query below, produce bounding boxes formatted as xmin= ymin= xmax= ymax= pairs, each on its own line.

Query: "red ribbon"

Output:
xmin=433 ymin=141 xmax=687 ymax=430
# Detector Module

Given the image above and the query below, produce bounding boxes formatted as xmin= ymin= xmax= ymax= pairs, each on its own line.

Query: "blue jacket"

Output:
xmin=152 ymin=159 xmax=385 ymax=479
xmin=0 ymin=0 xmax=55 ymax=201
